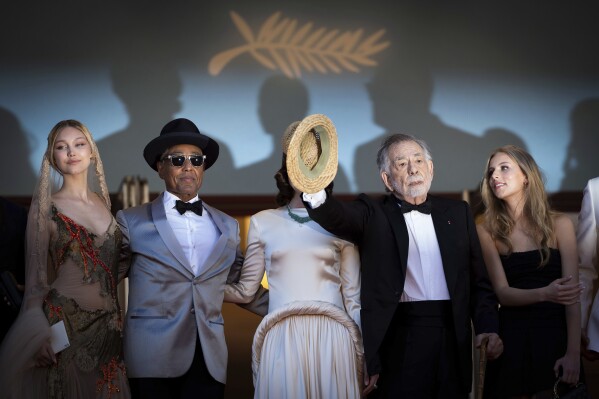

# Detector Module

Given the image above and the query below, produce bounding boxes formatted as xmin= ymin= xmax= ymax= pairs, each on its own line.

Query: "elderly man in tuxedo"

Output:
xmin=302 ymin=133 xmax=503 ymax=398
xmin=117 ymin=118 xmax=266 ymax=399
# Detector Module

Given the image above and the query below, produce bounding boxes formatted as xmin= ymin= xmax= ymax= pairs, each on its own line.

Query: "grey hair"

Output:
xmin=376 ymin=133 xmax=433 ymax=175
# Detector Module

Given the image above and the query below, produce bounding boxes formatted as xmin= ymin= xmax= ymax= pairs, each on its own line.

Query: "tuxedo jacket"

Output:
xmin=578 ymin=177 xmax=599 ymax=351
xmin=307 ymin=193 xmax=499 ymax=391
xmin=117 ymin=193 xmax=264 ymax=384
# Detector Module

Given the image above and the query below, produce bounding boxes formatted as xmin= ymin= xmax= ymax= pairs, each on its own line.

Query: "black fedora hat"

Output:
xmin=143 ymin=118 xmax=219 ymax=171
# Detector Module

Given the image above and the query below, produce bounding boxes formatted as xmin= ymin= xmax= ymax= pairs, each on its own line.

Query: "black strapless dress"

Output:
xmin=484 ymin=249 xmax=568 ymax=398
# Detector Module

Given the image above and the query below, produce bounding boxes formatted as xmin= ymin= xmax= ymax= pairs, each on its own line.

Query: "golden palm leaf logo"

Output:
xmin=208 ymin=11 xmax=390 ymax=78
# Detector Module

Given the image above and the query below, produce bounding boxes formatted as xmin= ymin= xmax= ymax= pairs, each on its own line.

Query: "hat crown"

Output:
xmin=282 ymin=121 xmax=299 ymax=155
xmin=283 ymin=121 xmax=321 ymax=169
xmin=143 ymin=117 xmax=219 ymax=171
xmin=160 ymin=118 xmax=200 ymax=136
xmin=285 ymin=114 xmax=338 ymax=194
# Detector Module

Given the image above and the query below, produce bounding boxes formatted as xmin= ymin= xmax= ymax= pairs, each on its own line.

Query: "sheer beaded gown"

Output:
xmin=226 ymin=206 xmax=363 ymax=399
xmin=0 ymin=202 xmax=130 ymax=398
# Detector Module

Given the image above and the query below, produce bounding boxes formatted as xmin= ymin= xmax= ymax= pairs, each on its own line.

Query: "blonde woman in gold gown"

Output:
xmin=0 ymin=120 xmax=130 ymax=398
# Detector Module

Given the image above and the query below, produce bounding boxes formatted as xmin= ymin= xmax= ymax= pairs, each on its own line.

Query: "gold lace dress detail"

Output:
xmin=43 ymin=206 xmax=128 ymax=398
xmin=42 ymin=205 xmax=129 ymax=398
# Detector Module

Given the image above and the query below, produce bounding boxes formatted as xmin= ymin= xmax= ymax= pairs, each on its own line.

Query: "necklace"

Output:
xmin=287 ymin=205 xmax=312 ymax=224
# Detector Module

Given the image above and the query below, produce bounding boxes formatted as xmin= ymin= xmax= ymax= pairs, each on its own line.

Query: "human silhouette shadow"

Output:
xmin=560 ymin=98 xmax=599 ymax=191
xmin=478 ymin=127 xmax=530 ymax=173
xmin=0 ymin=108 xmax=37 ymax=195
xmin=355 ymin=52 xmax=527 ymax=194
xmin=97 ymin=61 xmax=237 ymax=196
xmin=467 ymin=127 xmax=530 ymax=217
xmin=236 ymin=75 xmax=351 ymax=195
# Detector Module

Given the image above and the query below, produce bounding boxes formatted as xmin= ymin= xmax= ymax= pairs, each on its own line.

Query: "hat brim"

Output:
xmin=286 ymin=114 xmax=338 ymax=194
xmin=143 ymin=132 xmax=219 ymax=171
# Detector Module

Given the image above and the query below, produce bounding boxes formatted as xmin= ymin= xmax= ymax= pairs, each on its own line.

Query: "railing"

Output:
xmin=4 ymin=190 xmax=584 ymax=216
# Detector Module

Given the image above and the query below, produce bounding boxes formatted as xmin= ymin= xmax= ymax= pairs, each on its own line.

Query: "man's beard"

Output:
xmin=393 ymin=176 xmax=431 ymax=199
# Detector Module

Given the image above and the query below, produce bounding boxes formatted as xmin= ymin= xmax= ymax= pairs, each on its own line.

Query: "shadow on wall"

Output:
xmin=467 ymin=127 xmax=530 ymax=219
xmin=234 ymin=74 xmax=351 ymax=195
xmin=96 ymin=60 xmax=183 ymax=192
xmin=560 ymin=98 xmax=599 ymax=191
xmin=354 ymin=51 xmax=528 ymax=194
xmin=97 ymin=59 xmax=238 ymax=195
xmin=0 ymin=108 xmax=37 ymax=195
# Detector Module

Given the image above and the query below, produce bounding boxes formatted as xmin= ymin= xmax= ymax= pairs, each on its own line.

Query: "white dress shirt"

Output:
xmin=400 ymin=208 xmax=450 ymax=302
xmin=163 ymin=191 xmax=219 ymax=276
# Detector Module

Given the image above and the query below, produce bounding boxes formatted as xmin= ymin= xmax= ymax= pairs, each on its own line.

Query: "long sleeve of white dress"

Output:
xmin=225 ymin=207 xmax=361 ymax=329
xmin=224 ymin=216 xmax=266 ymax=304
xmin=232 ymin=207 xmax=363 ymax=399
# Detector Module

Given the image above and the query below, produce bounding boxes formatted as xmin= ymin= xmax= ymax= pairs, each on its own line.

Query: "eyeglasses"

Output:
xmin=161 ymin=154 xmax=206 ymax=167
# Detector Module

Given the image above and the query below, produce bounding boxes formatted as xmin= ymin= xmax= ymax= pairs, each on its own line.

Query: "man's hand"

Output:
xmin=363 ymin=372 xmax=379 ymax=396
xmin=475 ymin=332 xmax=503 ymax=360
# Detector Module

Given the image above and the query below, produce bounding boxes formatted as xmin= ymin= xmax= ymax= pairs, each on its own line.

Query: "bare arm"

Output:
xmin=553 ymin=215 xmax=581 ymax=384
xmin=115 ymin=210 xmax=132 ymax=282
xmin=476 ymin=223 xmax=581 ymax=307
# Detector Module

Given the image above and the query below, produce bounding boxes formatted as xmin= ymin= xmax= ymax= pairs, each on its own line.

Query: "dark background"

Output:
xmin=1 ymin=1 xmax=597 ymax=196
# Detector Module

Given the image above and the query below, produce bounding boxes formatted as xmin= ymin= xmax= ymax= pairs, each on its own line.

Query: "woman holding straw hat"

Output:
xmin=225 ymin=115 xmax=363 ymax=398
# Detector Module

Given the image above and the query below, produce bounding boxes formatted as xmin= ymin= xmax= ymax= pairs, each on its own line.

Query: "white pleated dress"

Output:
xmin=225 ymin=207 xmax=363 ymax=399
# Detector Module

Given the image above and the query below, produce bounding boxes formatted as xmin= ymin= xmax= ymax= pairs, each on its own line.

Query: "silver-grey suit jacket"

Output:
xmin=117 ymin=193 xmax=244 ymax=383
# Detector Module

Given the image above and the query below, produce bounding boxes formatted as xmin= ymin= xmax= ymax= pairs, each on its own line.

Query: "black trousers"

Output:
xmin=370 ymin=300 xmax=468 ymax=399
xmin=129 ymin=337 xmax=225 ymax=399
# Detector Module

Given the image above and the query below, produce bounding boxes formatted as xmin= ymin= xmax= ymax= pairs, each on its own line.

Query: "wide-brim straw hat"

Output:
xmin=143 ymin=118 xmax=219 ymax=171
xmin=284 ymin=114 xmax=338 ymax=194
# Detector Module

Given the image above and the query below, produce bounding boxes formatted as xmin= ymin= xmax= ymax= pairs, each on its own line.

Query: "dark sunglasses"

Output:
xmin=161 ymin=154 xmax=206 ymax=167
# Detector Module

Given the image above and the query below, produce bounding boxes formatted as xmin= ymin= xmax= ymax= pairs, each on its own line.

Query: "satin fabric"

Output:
xmin=225 ymin=207 xmax=362 ymax=398
xmin=117 ymin=193 xmax=244 ymax=383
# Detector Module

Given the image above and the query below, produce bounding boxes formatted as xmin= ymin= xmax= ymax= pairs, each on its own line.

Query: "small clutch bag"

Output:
xmin=553 ymin=378 xmax=589 ymax=399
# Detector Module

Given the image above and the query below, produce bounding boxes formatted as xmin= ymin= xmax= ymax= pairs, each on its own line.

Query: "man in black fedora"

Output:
xmin=117 ymin=118 xmax=267 ymax=399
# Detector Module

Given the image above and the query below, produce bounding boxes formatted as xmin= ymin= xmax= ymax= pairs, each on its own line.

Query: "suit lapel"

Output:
xmin=151 ymin=194 xmax=195 ymax=277
xmin=430 ymin=196 xmax=458 ymax=295
xmin=194 ymin=204 xmax=229 ymax=280
xmin=382 ymin=195 xmax=409 ymax=276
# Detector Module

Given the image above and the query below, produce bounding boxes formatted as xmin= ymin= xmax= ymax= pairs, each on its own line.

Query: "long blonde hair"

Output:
xmin=481 ymin=145 xmax=555 ymax=266
xmin=45 ymin=119 xmax=110 ymax=206
xmin=25 ymin=120 xmax=110 ymax=294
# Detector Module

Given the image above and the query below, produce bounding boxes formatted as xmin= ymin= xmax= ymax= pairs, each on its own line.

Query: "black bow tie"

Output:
xmin=400 ymin=199 xmax=432 ymax=214
xmin=175 ymin=200 xmax=203 ymax=216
